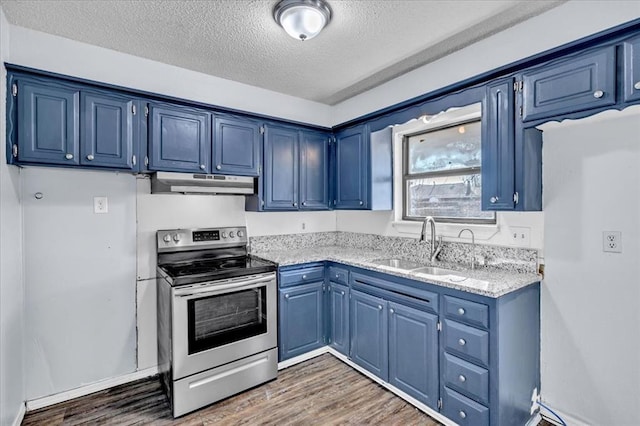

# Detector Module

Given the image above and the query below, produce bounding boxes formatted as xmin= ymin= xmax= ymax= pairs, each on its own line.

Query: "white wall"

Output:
xmin=22 ymin=168 xmax=137 ymax=401
xmin=332 ymin=0 xmax=640 ymax=124
xmin=0 ymin=8 xmax=25 ymax=426
xmin=539 ymin=107 xmax=640 ymax=425
xmin=6 ymin=25 xmax=331 ymax=128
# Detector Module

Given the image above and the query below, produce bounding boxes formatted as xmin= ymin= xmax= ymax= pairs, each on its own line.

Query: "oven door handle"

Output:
xmin=174 ymin=274 xmax=275 ymax=298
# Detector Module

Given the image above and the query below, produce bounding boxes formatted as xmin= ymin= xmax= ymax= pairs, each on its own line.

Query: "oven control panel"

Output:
xmin=157 ymin=227 xmax=248 ymax=252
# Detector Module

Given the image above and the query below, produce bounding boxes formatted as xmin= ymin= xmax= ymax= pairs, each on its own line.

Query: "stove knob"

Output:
xmin=229 ymin=231 xmax=235 ymax=238
xmin=237 ymin=230 xmax=245 ymax=237
xmin=173 ymin=234 xmax=181 ymax=242
xmin=221 ymin=231 xmax=227 ymax=239
xmin=163 ymin=235 xmax=171 ymax=243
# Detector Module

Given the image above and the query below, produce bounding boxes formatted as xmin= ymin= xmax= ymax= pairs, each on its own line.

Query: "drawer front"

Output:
xmin=443 ymin=320 xmax=489 ymax=368
xmin=442 ymin=352 xmax=489 ymax=405
xmin=279 ymin=266 xmax=325 ymax=287
xmin=328 ymin=266 xmax=349 ymax=285
xmin=444 ymin=296 xmax=489 ymax=329
xmin=442 ymin=387 xmax=489 ymax=426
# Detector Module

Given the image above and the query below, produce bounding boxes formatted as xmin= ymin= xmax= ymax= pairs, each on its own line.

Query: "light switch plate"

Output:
xmin=94 ymin=196 xmax=108 ymax=214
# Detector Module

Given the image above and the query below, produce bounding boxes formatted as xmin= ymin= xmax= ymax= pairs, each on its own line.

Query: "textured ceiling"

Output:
xmin=0 ymin=0 xmax=565 ymax=105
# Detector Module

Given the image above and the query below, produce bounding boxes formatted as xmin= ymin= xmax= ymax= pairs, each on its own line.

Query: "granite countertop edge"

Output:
xmin=252 ymin=246 xmax=541 ymax=298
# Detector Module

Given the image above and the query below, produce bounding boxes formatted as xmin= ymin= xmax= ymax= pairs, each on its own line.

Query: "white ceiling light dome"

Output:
xmin=273 ymin=0 xmax=332 ymax=41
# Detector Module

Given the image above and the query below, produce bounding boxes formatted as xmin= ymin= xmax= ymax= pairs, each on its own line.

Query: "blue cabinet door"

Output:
xmin=482 ymin=78 xmax=516 ymax=211
xmin=388 ymin=301 xmax=439 ymax=409
xmin=623 ymin=36 xmax=640 ymax=103
xmin=299 ymin=131 xmax=330 ymax=210
xmin=350 ymin=289 xmax=388 ymax=380
xmin=17 ymin=78 xmax=80 ymax=165
xmin=335 ymin=125 xmax=368 ymax=209
xmin=80 ymin=91 xmax=135 ymax=169
xmin=328 ymin=282 xmax=349 ymax=355
xmin=278 ymin=281 xmax=325 ymax=361
xmin=264 ymin=125 xmax=298 ymax=210
xmin=522 ymin=47 xmax=616 ymax=122
xmin=213 ymin=116 xmax=261 ymax=176
xmin=148 ymin=103 xmax=211 ymax=172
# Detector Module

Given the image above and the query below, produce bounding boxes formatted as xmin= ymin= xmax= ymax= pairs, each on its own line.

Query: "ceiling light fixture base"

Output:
xmin=273 ymin=0 xmax=332 ymax=41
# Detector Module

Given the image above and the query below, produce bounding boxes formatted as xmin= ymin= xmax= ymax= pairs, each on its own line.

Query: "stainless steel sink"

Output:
xmin=373 ymin=258 xmax=422 ymax=270
xmin=410 ymin=266 xmax=460 ymax=276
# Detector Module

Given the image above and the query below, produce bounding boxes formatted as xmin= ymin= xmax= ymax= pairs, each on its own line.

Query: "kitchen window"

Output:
xmin=403 ymin=118 xmax=496 ymax=224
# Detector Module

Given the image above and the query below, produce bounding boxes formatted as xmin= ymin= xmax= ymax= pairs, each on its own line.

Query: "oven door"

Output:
xmin=171 ymin=272 xmax=277 ymax=380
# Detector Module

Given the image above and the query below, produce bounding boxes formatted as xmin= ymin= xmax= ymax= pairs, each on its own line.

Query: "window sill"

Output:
xmin=391 ymin=220 xmax=500 ymax=242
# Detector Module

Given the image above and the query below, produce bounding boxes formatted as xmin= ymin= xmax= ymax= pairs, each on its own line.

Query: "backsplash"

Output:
xmin=250 ymin=231 xmax=538 ymax=274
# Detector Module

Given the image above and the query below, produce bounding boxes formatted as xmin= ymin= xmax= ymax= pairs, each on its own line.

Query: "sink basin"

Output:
xmin=410 ymin=266 xmax=460 ymax=276
xmin=373 ymin=258 xmax=422 ymax=270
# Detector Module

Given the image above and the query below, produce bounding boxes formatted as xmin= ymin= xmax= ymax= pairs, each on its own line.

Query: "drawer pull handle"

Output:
xmin=302 ymin=275 xmax=307 ymax=279
xmin=593 ymin=90 xmax=604 ymax=98
xmin=459 ymin=411 xmax=467 ymax=419
xmin=458 ymin=308 xmax=465 ymax=315
xmin=458 ymin=338 xmax=466 ymax=346
xmin=459 ymin=374 xmax=466 ymax=383
xmin=635 ymin=81 xmax=640 ymax=90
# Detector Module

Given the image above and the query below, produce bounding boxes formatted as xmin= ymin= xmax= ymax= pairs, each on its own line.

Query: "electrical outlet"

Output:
xmin=603 ymin=231 xmax=622 ymax=253
xmin=510 ymin=226 xmax=530 ymax=247
xmin=93 ymin=196 xmax=108 ymax=214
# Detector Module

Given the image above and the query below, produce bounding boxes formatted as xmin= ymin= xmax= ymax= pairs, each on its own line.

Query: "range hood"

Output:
xmin=151 ymin=172 xmax=256 ymax=195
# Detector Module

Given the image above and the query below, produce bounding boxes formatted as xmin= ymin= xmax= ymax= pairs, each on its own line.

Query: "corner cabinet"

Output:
xmin=148 ymin=102 xmax=211 ymax=173
xmin=213 ymin=116 xmax=261 ymax=176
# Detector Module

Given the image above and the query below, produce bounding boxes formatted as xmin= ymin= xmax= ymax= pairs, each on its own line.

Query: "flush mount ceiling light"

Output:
xmin=273 ymin=0 xmax=332 ymax=41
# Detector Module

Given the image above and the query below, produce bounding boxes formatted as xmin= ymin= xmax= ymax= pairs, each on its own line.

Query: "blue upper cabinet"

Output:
xmin=334 ymin=125 xmax=368 ymax=209
xmin=299 ymin=130 xmax=330 ymax=209
xmin=148 ymin=103 xmax=211 ymax=173
xmin=15 ymin=77 xmax=80 ymax=166
xmin=482 ymin=78 xmax=516 ymax=211
xmin=350 ymin=289 xmax=388 ymax=381
xmin=521 ymin=47 xmax=616 ymax=122
xmin=213 ymin=116 xmax=261 ymax=176
xmin=80 ymin=91 xmax=135 ymax=169
xmin=623 ymin=35 xmax=640 ymax=103
xmin=263 ymin=125 xmax=299 ymax=210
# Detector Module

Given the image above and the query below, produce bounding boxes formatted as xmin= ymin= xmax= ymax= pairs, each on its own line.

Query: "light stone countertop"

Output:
xmin=252 ymin=245 xmax=541 ymax=298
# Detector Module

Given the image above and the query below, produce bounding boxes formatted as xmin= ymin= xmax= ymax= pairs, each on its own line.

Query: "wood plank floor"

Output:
xmin=22 ymin=354 xmax=442 ymax=425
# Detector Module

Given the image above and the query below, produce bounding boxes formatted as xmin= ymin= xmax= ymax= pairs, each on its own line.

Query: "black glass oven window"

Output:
xmin=187 ymin=287 xmax=267 ymax=354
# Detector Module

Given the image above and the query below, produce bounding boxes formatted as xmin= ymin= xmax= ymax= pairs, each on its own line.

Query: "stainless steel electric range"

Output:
xmin=156 ymin=226 xmax=278 ymax=417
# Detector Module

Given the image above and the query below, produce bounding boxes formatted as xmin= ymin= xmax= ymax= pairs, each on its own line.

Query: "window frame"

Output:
xmin=401 ymin=118 xmax=496 ymax=225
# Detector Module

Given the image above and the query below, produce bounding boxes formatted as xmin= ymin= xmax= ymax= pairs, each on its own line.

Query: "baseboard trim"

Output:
xmin=326 ymin=348 xmax=458 ymax=426
xmin=540 ymin=403 xmax=590 ymax=426
xmin=11 ymin=402 xmax=26 ymax=426
xmin=26 ymin=366 xmax=158 ymax=411
xmin=277 ymin=346 xmax=330 ymax=370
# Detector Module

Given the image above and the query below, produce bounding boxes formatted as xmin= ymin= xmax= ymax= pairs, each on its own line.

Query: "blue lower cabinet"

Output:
xmin=441 ymin=386 xmax=489 ymax=426
xmin=388 ymin=302 xmax=439 ymax=409
xmin=442 ymin=319 xmax=489 ymax=368
xmin=327 ymin=282 xmax=349 ymax=355
xmin=350 ymin=289 xmax=388 ymax=381
xmin=442 ymin=352 xmax=489 ymax=406
xmin=278 ymin=281 xmax=324 ymax=361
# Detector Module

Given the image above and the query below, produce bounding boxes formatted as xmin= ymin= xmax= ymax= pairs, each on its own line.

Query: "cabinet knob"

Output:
xmin=284 ymin=294 xmax=289 ymax=299
xmin=65 ymin=153 xmax=74 ymax=160
xmin=335 ymin=274 xmax=339 ymax=278
xmin=458 ymin=338 xmax=466 ymax=346
xmin=200 ymin=164 xmax=205 ymax=170
xmin=378 ymin=305 xmax=383 ymax=310
xmin=302 ymin=202 xmax=306 ymax=206
xmin=458 ymin=308 xmax=465 ymax=315
xmin=389 ymin=308 xmax=394 ymax=315
xmin=340 ymin=291 xmax=345 ymax=296
xmin=359 ymin=200 xmax=364 ymax=206
xmin=86 ymin=154 xmax=94 ymax=161
xmin=459 ymin=374 xmax=466 ymax=383
xmin=459 ymin=411 xmax=467 ymax=419
xmin=293 ymin=202 xmax=298 ymax=207
xmin=490 ymin=196 xmax=498 ymax=204
xmin=634 ymin=82 xmax=640 ymax=90
xmin=302 ymin=274 xmax=307 ymax=279
xmin=593 ymin=90 xmax=604 ymax=99
xmin=216 ymin=165 xmax=222 ymax=170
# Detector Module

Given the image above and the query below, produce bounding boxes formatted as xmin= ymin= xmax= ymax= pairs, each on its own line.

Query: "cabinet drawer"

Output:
xmin=443 ymin=296 xmax=489 ymax=329
xmin=442 ymin=352 xmax=489 ymax=405
xmin=443 ymin=320 xmax=489 ymax=368
xmin=441 ymin=387 xmax=489 ymax=426
xmin=328 ymin=266 xmax=349 ymax=285
xmin=279 ymin=266 xmax=325 ymax=288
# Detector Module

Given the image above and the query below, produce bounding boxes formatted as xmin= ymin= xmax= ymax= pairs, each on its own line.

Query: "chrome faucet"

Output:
xmin=457 ymin=228 xmax=476 ymax=270
xmin=420 ymin=216 xmax=442 ymax=262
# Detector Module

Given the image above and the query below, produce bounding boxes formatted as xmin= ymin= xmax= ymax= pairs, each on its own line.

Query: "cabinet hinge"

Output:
xmin=261 ymin=199 xmax=265 ymax=207
xmin=132 ymin=155 xmax=137 ymax=166
xmin=437 ymin=321 xmax=442 ymax=332
xmin=333 ymin=200 xmax=337 ymax=206
xmin=519 ymin=106 xmax=523 ymax=117
xmin=260 ymin=126 xmax=265 ymax=135
xmin=131 ymin=104 xmax=136 ymax=115
xmin=11 ymin=83 xmax=17 ymax=97
xmin=12 ymin=144 xmax=18 ymax=158
xmin=144 ymin=156 xmax=149 ymax=166
xmin=144 ymin=105 xmax=149 ymax=117
xmin=438 ymin=398 xmax=442 ymax=410
xmin=513 ymin=80 xmax=523 ymax=92
xmin=258 ymin=165 xmax=262 ymax=176
xmin=513 ymin=192 xmax=519 ymax=205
